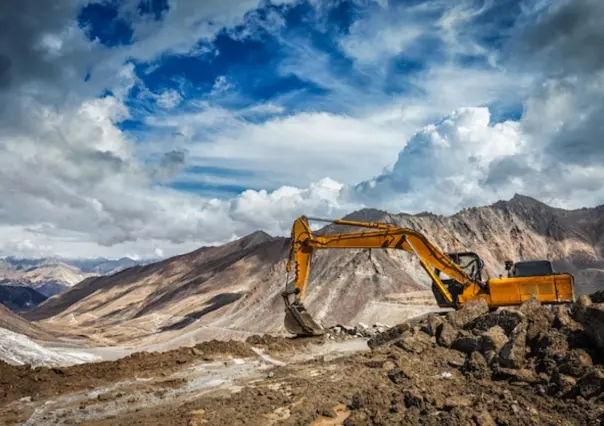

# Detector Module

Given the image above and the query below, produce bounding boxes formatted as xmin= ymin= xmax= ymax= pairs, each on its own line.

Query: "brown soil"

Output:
xmin=245 ymin=333 xmax=324 ymax=352
xmin=0 ymin=339 xmax=253 ymax=405
xmin=78 ymin=341 xmax=603 ymax=426
xmin=83 ymin=298 xmax=604 ymax=425
xmin=4 ymin=297 xmax=604 ymax=426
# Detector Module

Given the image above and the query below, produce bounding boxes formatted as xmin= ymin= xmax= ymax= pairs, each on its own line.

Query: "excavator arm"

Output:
xmin=282 ymin=216 xmax=485 ymax=336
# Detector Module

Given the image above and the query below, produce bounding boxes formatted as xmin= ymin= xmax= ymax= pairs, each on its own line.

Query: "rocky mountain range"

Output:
xmin=0 ymin=302 xmax=52 ymax=341
xmin=0 ymin=256 xmax=153 ymax=297
xmin=23 ymin=194 xmax=604 ymax=347
xmin=0 ymin=285 xmax=47 ymax=313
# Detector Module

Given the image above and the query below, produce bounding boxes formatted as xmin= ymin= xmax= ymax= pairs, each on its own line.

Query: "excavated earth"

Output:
xmin=2 ymin=295 xmax=604 ymax=425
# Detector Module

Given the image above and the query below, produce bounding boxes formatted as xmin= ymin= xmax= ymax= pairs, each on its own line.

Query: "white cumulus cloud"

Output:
xmin=350 ymin=107 xmax=528 ymax=213
xmin=1 ymin=0 xmax=604 ymax=260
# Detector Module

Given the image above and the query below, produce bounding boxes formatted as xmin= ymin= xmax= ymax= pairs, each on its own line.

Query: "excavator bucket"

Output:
xmin=283 ymin=301 xmax=325 ymax=336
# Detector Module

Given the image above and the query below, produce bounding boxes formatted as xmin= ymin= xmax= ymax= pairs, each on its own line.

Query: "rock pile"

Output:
xmin=339 ymin=294 xmax=604 ymax=425
xmin=326 ymin=323 xmax=389 ymax=339
xmin=368 ymin=295 xmax=604 ymax=400
xmin=590 ymin=289 xmax=604 ymax=303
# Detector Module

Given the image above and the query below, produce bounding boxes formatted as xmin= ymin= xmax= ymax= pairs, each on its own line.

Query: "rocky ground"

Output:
xmin=2 ymin=295 xmax=604 ymax=425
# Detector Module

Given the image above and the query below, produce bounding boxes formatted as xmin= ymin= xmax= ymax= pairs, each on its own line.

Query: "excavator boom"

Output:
xmin=282 ymin=215 xmax=576 ymax=337
xmin=282 ymin=216 xmax=484 ymax=336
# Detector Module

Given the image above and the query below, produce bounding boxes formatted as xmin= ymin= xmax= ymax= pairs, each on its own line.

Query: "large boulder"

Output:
xmin=519 ymin=296 xmax=545 ymax=314
xmin=425 ymin=314 xmax=444 ymax=337
xmin=574 ymin=295 xmax=593 ymax=309
xmin=533 ymin=329 xmax=569 ymax=360
xmin=558 ymin=349 xmax=593 ymax=378
xmin=393 ymin=332 xmax=433 ymax=354
xmin=466 ymin=309 xmax=525 ymax=336
xmin=589 ymin=290 xmax=604 ymax=303
xmin=553 ymin=305 xmax=581 ymax=331
xmin=452 ymin=330 xmax=482 ymax=354
xmin=519 ymin=297 xmax=555 ymax=343
xmin=499 ymin=325 xmax=528 ymax=369
xmin=367 ymin=323 xmax=412 ymax=349
xmin=573 ymin=301 xmax=604 ymax=356
xmin=436 ymin=322 xmax=459 ymax=348
xmin=480 ymin=325 xmax=509 ymax=359
xmin=446 ymin=299 xmax=490 ymax=328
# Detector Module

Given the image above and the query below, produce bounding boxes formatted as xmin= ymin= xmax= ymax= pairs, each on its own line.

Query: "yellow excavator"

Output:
xmin=282 ymin=216 xmax=576 ymax=337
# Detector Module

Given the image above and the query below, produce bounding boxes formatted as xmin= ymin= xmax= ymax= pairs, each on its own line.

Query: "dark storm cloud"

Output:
xmin=483 ymin=154 xmax=536 ymax=188
xmin=509 ymin=0 xmax=604 ymax=169
xmin=0 ymin=0 xmax=86 ymax=91
xmin=153 ymin=149 xmax=188 ymax=181
xmin=521 ymin=0 xmax=604 ymax=77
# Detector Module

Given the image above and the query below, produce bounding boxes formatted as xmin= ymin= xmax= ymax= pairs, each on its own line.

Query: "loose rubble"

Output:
xmin=355 ymin=294 xmax=604 ymax=425
xmin=326 ymin=322 xmax=389 ymax=339
xmin=0 ymin=339 xmax=254 ymax=405
xmin=3 ymin=294 xmax=604 ymax=425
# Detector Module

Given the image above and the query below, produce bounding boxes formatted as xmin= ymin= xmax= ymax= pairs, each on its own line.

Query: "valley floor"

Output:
xmin=2 ymin=298 xmax=604 ymax=426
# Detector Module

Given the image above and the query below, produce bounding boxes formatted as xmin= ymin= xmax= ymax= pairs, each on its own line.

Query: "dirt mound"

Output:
xmin=0 ymin=339 xmax=253 ymax=405
xmin=88 ymin=311 xmax=604 ymax=426
xmin=355 ymin=296 xmax=604 ymax=425
xmin=4 ymin=296 xmax=604 ymax=425
xmin=245 ymin=334 xmax=322 ymax=352
xmin=591 ymin=289 xmax=604 ymax=303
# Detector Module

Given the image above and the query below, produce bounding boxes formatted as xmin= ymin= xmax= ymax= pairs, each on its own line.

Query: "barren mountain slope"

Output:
xmin=0 ymin=257 xmax=149 ymax=298
xmin=0 ymin=285 xmax=47 ymax=312
xmin=0 ymin=303 xmax=52 ymax=340
xmin=0 ymin=260 xmax=95 ymax=297
xmin=26 ymin=230 xmax=426 ymax=343
xmin=25 ymin=195 xmax=604 ymax=345
xmin=0 ymin=303 xmax=104 ymax=367
xmin=315 ymin=195 xmax=604 ymax=295
xmin=384 ymin=194 xmax=604 ymax=294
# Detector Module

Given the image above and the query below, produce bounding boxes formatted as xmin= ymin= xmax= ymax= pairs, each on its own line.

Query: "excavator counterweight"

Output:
xmin=282 ymin=215 xmax=576 ymax=337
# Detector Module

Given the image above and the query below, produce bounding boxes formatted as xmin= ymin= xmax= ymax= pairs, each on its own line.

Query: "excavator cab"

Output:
xmin=508 ymin=260 xmax=554 ymax=278
xmin=431 ymin=252 xmax=485 ymax=308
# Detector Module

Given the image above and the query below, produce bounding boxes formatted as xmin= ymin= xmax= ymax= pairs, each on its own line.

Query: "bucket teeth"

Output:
xmin=284 ymin=303 xmax=324 ymax=336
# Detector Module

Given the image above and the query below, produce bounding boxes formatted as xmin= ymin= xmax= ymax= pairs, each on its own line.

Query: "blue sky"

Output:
xmin=76 ymin=0 xmax=532 ymax=197
xmin=2 ymin=0 xmax=603 ymax=258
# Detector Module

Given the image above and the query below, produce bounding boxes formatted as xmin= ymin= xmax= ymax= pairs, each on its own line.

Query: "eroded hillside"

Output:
xmin=24 ymin=195 xmax=604 ymax=347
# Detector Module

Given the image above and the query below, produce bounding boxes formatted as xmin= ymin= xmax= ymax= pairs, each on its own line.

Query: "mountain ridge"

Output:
xmin=0 ymin=256 xmax=154 ymax=300
xmin=0 ymin=285 xmax=47 ymax=313
xmin=24 ymin=194 xmax=604 ymax=346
